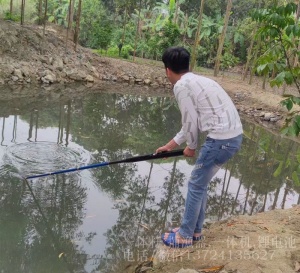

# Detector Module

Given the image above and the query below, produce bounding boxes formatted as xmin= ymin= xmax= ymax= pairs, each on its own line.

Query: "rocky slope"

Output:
xmin=0 ymin=19 xmax=169 ymax=87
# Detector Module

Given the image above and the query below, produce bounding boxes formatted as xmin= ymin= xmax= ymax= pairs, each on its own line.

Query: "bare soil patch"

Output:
xmin=149 ymin=206 xmax=300 ymax=273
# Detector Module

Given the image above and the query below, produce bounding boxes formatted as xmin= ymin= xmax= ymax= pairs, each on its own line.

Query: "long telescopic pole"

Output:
xmin=25 ymin=149 xmax=184 ymax=180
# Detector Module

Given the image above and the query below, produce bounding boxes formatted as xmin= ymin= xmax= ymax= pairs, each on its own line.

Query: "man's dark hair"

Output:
xmin=162 ymin=47 xmax=190 ymax=74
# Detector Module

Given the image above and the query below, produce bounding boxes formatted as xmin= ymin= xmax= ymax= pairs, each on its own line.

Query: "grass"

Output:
xmin=97 ymin=51 xmax=212 ymax=75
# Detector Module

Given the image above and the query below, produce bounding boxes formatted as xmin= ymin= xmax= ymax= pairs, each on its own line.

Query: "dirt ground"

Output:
xmin=1 ymin=20 xmax=300 ymax=273
xmin=148 ymin=206 xmax=300 ymax=273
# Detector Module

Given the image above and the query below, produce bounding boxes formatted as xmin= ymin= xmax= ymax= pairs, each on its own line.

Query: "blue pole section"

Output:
xmin=25 ymin=162 xmax=110 ymax=179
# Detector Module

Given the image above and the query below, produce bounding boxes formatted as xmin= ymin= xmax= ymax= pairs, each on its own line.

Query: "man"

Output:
xmin=156 ymin=46 xmax=243 ymax=248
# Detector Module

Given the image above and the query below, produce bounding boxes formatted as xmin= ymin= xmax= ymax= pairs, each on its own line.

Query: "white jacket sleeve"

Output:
xmin=173 ymin=127 xmax=186 ymax=145
xmin=173 ymin=86 xmax=199 ymax=149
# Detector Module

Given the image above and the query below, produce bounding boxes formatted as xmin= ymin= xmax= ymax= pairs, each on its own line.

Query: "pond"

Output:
xmin=0 ymin=84 xmax=299 ymax=273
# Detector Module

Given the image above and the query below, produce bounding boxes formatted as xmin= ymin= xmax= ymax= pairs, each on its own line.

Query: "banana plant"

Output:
xmin=46 ymin=0 xmax=70 ymax=26
xmin=151 ymin=0 xmax=176 ymax=29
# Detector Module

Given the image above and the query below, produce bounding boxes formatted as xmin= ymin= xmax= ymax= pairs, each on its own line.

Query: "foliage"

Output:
xmin=46 ymin=0 xmax=70 ymax=26
xmin=220 ymin=51 xmax=240 ymax=70
xmin=79 ymin=0 xmax=113 ymax=49
xmin=4 ymin=11 xmax=21 ymax=21
xmin=193 ymin=14 xmax=224 ymax=68
xmin=98 ymin=44 xmax=134 ymax=59
xmin=252 ymin=2 xmax=300 ymax=136
xmin=157 ymin=20 xmax=181 ymax=52
xmin=0 ymin=0 xmax=35 ymax=21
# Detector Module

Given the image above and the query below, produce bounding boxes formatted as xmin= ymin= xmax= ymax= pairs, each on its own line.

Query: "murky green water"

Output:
xmin=0 ymin=85 xmax=299 ymax=273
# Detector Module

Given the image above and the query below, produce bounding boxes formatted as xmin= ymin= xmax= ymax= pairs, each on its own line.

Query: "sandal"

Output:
xmin=169 ymin=227 xmax=202 ymax=241
xmin=161 ymin=232 xmax=193 ymax=248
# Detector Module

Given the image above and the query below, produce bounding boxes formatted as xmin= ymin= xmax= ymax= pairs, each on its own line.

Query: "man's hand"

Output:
xmin=155 ymin=145 xmax=171 ymax=154
xmin=184 ymin=146 xmax=195 ymax=157
xmin=155 ymin=139 xmax=178 ymax=154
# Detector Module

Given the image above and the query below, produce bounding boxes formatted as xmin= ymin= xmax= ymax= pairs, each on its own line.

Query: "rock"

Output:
xmin=90 ymin=66 xmax=99 ymax=78
xmin=68 ymin=70 xmax=87 ymax=81
xmin=129 ymin=76 xmax=135 ymax=84
xmin=13 ymin=68 xmax=23 ymax=79
xmin=122 ymin=75 xmax=130 ymax=82
xmin=7 ymin=64 xmax=14 ymax=74
xmin=176 ymin=269 xmax=198 ymax=273
xmin=22 ymin=66 xmax=31 ymax=78
xmin=41 ymin=74 xmax=56 ymax=84
xmin=270 ymin=116 xmax=281 ymax=122
xmin=85 ymin=75 xmax=94 ymax=82
xmin=52 ymin=57 xmax=64 ymax=71
xmin=144 ymin=79 xmax=151 ymax=85
xmin=150 ymin=82 xmax=159 ymax=87
xmin=48 ymin=56 xmax=53 ymax=65
xmin=11 ymin=75 xmax=19 ymax=81
xmin=156 ymin=76 xmax=163 ymax=84
xmin=40 ymin=56 xmax=48 ymax=64
xmin=135 ymin=78 xmax=143 ymax=84
xmin=263 ymin=112 xmax=275 ymax=121
xmin=40 ymin=70 xmax=56 ymax=84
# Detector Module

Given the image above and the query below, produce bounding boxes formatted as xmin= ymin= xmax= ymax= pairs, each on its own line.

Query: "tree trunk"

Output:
xmin=249 ymin=37 xmax=261 ymax=85
xmin=122 ymin=7 xmax=128 ymax=44
xmin=262 ymin=74 xmax=267 ymax=90
xmin=69 ymin=0 xmax=75 ymax=34
xmin=174 ymin=0 xmax=179 ymax=24
xmin=133 ymin=0 xmax=142 ymax=61
xmin=190 ymin=0 xmax=205 ymax=71
xmin=242 ymin=29 xmax=256 ymax=81
xmin=65 ymin=0 xmax=72 ymax=50
xmin=74 ymin=0 xmax=82 ymax=51
xmin=38 ymin=0 xmax=43 ymax=25
xmin=214 ymin=0 xmax=232 ymax=77
xmin=42 ymin=0 xmax=48 ymax=38
xmin=10 ymin=0 xmax=13 ymax=14
xmin=20 ymin=0 xmax=25 ymax=25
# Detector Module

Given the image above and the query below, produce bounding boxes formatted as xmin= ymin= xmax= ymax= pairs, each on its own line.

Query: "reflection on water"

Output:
xmin=0 ymin=85 xmax=299 ymax=272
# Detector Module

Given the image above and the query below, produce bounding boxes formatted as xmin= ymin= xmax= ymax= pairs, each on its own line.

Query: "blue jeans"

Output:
xmin=179 ymin=134 xmax=243 ymax=238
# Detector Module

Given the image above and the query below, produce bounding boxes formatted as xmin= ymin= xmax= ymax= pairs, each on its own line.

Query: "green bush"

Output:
xmin=4 ymin=11 xmax=20 ymax=21
xmin=220 ymin=52 xmax=240 ymax=70
xmin=98 ymin=44 xmax=134 ymax=59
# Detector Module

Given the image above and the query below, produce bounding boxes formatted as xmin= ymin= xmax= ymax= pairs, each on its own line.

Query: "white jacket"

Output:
xmin=173 ymin=72 xmax=243 ymax=149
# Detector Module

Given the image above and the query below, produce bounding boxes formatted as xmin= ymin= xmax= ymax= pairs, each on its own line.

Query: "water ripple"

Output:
xmin=4 ymin=142 xmax=91 ymax=178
